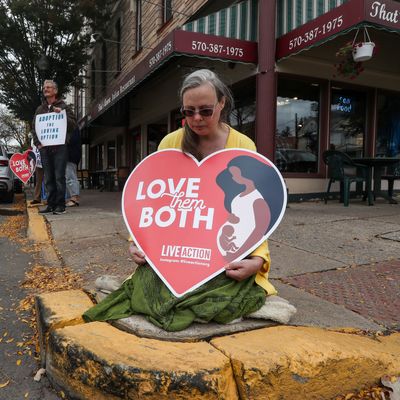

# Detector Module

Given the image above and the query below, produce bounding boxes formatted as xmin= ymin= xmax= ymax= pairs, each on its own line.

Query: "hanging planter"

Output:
xmin=334 ymin=27 xmax=375 ymax=79
xmin=352 ymin=27 xmax=375 ymax=62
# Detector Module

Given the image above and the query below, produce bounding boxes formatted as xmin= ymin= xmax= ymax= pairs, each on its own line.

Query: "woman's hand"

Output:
xmin=129 ymin=243 xmax=146 ymax=265
xmin=224 ymin=256 xmax=263 ymax=281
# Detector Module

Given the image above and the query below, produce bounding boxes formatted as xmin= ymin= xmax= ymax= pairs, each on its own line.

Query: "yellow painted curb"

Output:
xmin=46 ymin=322 xmax=238 ymax=400
xmin=27 ymin=206 xmax=49 ymax=243
xmin=35 ymin=290 xmax=93 ymax=366
xmin=211 ymin=326 xmax=400 ymax=400
xmin=36 ymin=289 xmax=400 ymax=400
xmin=27 ymin=206 xmax=60 ymax=265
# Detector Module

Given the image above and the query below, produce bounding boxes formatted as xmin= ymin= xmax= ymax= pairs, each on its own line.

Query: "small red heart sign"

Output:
xmin=10 ymin=150 xmax=37 ymax=184
xmin=122 ymin=149 xmax=286 ymax=297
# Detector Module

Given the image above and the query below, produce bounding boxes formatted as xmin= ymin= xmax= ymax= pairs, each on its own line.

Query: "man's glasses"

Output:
xmin=181 ymin=104 xmax=216 ymax=118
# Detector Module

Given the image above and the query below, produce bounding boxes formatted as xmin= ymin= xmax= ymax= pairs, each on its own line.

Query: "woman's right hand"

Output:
xmin=129 ymin=243 xmax=146 ymax=265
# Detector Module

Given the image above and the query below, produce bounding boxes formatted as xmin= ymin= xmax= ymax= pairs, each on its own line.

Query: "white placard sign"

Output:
xmin=35 ymin=110 xmax=67 ymax=146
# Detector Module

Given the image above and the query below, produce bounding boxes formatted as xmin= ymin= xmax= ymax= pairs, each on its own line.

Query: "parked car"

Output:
xmin=0 ymin=145 xmax=14 ymax=202
xmin=276 ymin=148 xmax=318 ymax=173
xmin=7 ymin=152 xmax=23 ymax=193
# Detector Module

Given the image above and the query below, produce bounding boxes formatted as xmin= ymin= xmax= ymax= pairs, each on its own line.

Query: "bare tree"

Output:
xmin=0 ymin=107 xmax=28 ymax=151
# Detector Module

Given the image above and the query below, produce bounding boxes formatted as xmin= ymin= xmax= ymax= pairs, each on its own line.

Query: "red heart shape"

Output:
xmin=122 ymin=149 xmax=286 ymax=297
xmin=10 ymin=150 xmax=36 ymax=184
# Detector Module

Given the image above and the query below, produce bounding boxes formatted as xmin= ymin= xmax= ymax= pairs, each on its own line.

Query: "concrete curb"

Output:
xmin=27 ymin=205 xmax=62 ymax=266
xmin=35 ymin=290 xmax=400 ymax=400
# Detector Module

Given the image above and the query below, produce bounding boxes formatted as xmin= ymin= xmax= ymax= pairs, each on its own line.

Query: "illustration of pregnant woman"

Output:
xmin=216 ymin=155 xmax=284 ymax=262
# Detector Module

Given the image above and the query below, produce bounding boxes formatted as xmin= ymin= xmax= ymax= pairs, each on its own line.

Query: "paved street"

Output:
xmin=0 ymin=207 xmax=60 ymax=400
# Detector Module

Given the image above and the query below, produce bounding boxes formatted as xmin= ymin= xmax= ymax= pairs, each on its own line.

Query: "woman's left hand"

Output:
xmin=225 ymin=256 xmax=264 ymax=281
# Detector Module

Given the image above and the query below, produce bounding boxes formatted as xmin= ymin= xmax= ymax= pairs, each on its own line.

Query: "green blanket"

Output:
xmin=83 ymin=265 xmax=266 ymax=332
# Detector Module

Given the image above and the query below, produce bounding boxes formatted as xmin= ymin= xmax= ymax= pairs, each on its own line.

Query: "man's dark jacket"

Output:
xmin=31 ymin=98 xmax=76 ymax=147
xmin=68 ymin=128 xmax=82 ymax=165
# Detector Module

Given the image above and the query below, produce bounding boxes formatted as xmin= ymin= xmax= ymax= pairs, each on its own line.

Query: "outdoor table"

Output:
xmin=91 ymin=169 xmax=117 ymax=191
xmin=352 ymin=157 xmax=399 ymax=205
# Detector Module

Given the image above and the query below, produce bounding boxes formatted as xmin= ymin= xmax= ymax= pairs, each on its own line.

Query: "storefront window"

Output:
xmin=116 ymin=135 xmax=124 ymax=167
xmin=276 ymin=78 xmax=319 ymax=173
xmin=107 ymin=140 xmax=116 ymax=169
xmin=95 ymin=144 xmax=103 ymax=170
xmin=376 ymin=91 xmax=400 ymax=157
xmin=330 ymin=88 xmax=366 ymax=157
xmin=147 ymin=123 xmax=168 ymax=154
xmin=230 ymin=77 xmax=256 ymax=141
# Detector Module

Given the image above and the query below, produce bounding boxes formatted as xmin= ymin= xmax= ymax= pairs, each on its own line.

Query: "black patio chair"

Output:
xmin=322 ymin=150 xmax=368 ymax=207
xmin=381 ymin=160 xmax=400 ymax=198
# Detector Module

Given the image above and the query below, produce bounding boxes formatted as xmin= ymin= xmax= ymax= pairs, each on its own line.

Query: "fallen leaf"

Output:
xmin=33 ymin=368 xmax=46 ymax=382
xmin=16 ymin=359 xmax=22 ymax=366
xmin=0 ymin=380 xmax=10 ymax=388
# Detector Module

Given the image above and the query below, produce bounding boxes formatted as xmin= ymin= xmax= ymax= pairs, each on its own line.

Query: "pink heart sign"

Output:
xmin=122 ymin=149 xmax=287 ymax=297
xmin=10 ymin=150 xmax=37 ymax=184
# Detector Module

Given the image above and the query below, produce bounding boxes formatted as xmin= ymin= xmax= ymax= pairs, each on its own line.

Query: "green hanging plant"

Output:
xmin=334 ymin=41 xmax=364 ymax=80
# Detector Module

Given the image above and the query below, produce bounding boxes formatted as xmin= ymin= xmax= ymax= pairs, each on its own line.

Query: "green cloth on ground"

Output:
xmin=83 ymin=265 xmax=266 ymax=332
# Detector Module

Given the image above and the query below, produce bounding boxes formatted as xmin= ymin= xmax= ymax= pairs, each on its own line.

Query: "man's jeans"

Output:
xmin=40 ymin=145 xmax=68 ymax=209
xmin=66 ymin=161 xmax=80 ymax=198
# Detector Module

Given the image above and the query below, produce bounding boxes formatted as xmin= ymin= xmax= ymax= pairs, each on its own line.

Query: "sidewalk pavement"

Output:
xmin=26 ymin=188 xmax=400 ymax=399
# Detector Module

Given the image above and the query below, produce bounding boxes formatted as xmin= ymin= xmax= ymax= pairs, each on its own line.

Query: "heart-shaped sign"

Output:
xmin=122 ymin=149 xmax=286 ymax=297
xmin=10 ymin=150 xmax=37 ymax=184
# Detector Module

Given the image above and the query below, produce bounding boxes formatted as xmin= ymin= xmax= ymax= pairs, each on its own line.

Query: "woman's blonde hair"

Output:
xmin=179 ymin=69 xmax=234 ymax=160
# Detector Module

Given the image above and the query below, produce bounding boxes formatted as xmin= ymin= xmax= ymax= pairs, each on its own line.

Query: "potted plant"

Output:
xmin=334 ymin=27 xmax=375 ymax=79
xmin=352 ymin=41 xmax=375 ymax=62
xmin=334 ymin=41 xmax=364 ymax=80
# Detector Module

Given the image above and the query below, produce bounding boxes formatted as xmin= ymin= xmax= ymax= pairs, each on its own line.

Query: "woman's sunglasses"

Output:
xmin=181 ymin=104 xmax=216 ymax=118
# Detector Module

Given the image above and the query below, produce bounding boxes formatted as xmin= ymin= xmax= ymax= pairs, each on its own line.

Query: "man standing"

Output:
xmin=31 ymin=80 xmax=76 ymax=214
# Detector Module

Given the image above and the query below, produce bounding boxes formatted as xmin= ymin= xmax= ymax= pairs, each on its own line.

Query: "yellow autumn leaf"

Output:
xmin=0 ymin=380 xmax=10 ymax=388
xmin=16 ymin=359 xmax=22 ymax=366
xmin=6 ymin=338 xmax=14 ymax=343
xmin=24 ymin=392 xmax=29 ymax=398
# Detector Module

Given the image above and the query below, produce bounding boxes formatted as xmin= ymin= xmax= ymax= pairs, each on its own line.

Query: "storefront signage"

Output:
xmin=174 ymin=31 xmax=257 ymax=63
xmin=89 ymin=30 xmax=257 ymax=122
xmin=10 ymin=150 xmax=36 ymax=183
xmin=332 ymin=96 xmax=353 ymax=113
xmin=276 ymin=0 xmax=364 ymax=59
xmin=122 ymin=149 xmax=286 ymax=297
xmin=277 ymin=0 xmax=400 ymax=60
xmin=365 ymin=0 xmax=400 ymax=29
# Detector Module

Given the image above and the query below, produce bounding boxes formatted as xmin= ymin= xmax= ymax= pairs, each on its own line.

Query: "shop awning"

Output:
xmin=276 ymin=0 xmax=400 ymax=60
xmin=182 ymin=0 xmax=258 ymax=42
xmin=87 ymin=29 xmax=257 ymax=122
xmin=276 ymin=0 xmax=347 ymax=37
